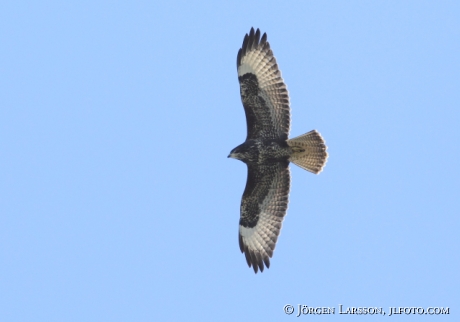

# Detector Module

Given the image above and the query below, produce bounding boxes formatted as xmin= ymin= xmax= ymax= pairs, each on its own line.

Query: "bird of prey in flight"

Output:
xmin=228 ymin=28 xmax=328 ymax=273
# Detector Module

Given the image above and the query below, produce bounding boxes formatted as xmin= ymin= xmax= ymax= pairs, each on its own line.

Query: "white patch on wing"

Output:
xmin=239 ymin=225 xmax=256 ymax=239
xmin=238 ymin=61 xmax=256 ymax=77
xmin=239 ymin=214 xmax=283 ymax=255
xmin=237 ymin=49 xmax=269 ymax=79
xmin=240 ymin=225 xmax=261 ymax=253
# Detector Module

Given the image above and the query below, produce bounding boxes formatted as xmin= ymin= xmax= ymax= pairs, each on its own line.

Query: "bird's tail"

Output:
xmin=287 ymin=130 xmax=328 ymax=174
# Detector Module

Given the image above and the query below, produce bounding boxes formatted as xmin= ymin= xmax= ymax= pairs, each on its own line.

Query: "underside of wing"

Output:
xmin=237 ymin=28 xmax=290 ymax=140
xmin=239 ymin=161 xmax=290 ymax=273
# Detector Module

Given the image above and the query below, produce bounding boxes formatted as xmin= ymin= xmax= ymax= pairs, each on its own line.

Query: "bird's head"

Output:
xmin=228 ymin=142 xmax=256 ymax=163
xmin=228 ymin=145 xmax=244 ymax=160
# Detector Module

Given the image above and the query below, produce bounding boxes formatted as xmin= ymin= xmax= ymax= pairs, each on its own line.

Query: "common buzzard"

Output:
xmin=228 ymin=28 xmax=328 ymax=273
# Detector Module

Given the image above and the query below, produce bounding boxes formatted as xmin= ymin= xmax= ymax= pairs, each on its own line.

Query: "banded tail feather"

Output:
xmin=287 ymin=130 xmax=328 ymax=174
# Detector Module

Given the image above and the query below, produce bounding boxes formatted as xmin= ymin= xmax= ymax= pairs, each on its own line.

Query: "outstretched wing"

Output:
xmin=239 ymin=161 xmax=290 ymax=273
xmin=237 ymin=28 xmax=290 ymax=141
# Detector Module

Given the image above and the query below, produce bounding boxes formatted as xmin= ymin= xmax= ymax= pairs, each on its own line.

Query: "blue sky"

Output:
xmin=1 ymin=1 xmax=459 ymax=321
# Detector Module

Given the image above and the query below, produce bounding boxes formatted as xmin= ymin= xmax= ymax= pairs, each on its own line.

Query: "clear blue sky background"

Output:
xmin=1 ymin=1 xmax=459 ymax=321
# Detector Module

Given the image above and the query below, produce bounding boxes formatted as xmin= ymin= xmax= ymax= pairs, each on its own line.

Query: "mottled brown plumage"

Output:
xmin=229 ymin=28 xmax=328 ymax=273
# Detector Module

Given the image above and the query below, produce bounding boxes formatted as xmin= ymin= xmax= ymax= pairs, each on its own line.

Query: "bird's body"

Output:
xmin=229 ymin=138 xmax=291 ymax=165
xmin=229 ymin=28 xmax=328 ymax=273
